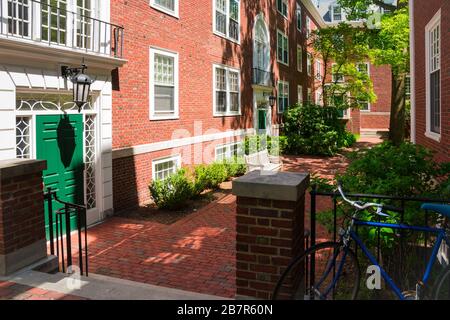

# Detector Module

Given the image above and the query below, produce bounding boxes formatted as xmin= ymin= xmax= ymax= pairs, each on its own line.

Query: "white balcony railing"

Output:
xmin=0 ymin=0 xmax=124 ymax=58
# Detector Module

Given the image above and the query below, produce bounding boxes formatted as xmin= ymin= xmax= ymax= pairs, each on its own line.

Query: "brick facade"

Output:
xmin=110 ymin=0 xmax=324 ymax=210
xmin=412 ymin=0 xmax=450 ymax=163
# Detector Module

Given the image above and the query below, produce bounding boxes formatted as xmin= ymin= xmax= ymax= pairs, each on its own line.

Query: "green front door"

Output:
xmin=258 ymin=109 xmax=267 ymax=131
xmin=36 ymin=114 xmax=84 ymax=238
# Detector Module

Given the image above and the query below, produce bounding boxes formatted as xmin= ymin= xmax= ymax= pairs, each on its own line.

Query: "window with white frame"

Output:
xmin=150 ymin=48 xmax=179 ymax=120
xmin=41 ymin=0 xmax=68 ymax=44
xmin=359 ymin=100 xmax=370 ymax=111
xmin=332 ymin=63 xmax=344 ymax=83
xmin=297 ymin=45 xmax=303 ymax=72
xmin=296 ymin=3 xmax=302 ymax=30
xmin=315 ymin=89 xmax=323 ymax=106
xmin=76 ymin=0 xmax=92 ymax=50
xmin=307 ymin=88 xmax=312 ymax=103
xmin=307 ymin=53 xmax=312 ymax=76
xmin=150 ymin=0 xmax=179 ymax=17
xmin=214 ymin=65 xmax=240 ymax=116
xmin=277 ymin=0 xmax=288 ymax=18
xmin=7 ymin=0 xmax=30 ymax=37
xmin=405 ymin=75 xmax=411 ymax=99
xmin=152 ymin=156 xmax=181 ymax=181
xmin=215 ymin=142 xmax=243 ymax=161
xmin=278 ymin=81 xmax=289 ymax=113
xmin=16 ymin=116 xmax=31 ymax=159
xmin=426 ymin=13 xmax=441 ymax=136
xmin=277 ymin=30 xmax=289 ymax=66
xmin=332 ymin=5 xmax=342 ymax=22
xmin=306 ymin=16 xmax=311 ymax=38
xmin=316 ymin=60 xmax=322 ymax=80
xmin=297 ymin=85 xmax=303 ymax=104
xmin=214 ymin=0 xmax=240 ymax=42
xmin=357 ymin=62 xmax=369 ymax=76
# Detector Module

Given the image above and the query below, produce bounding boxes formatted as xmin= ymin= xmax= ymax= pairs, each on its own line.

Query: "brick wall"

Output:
xmin=110 ymin=0 xmax=323 ymax=210
xmin=0 ymin=173 xmax=45 ymax=255
xmin=235 ymin=196 xmax=305 ymax=299
xmin=413 ymin=0 xmax=450 ymax=163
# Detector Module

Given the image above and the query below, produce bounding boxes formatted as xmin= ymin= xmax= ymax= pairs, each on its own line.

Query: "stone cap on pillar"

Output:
xmin=0 ymin=159 xmax=47 ymax=180
xmin=232 ymin=170 xmax=310 ymax=202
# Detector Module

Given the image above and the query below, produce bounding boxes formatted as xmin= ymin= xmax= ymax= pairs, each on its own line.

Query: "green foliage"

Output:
xmin=311 ymin=23 xmax=377 ymax=110
xmin=223 ymin=157 xmax=247 ymax=178
xmin=244 ymin=135 xmax=286 ymax=156
xmin=281 ymin=103 xmax=355 ymax=156
xmin=193 ymin=162 xmax=228 ymax=192
xmin=149 ymin=169 xmax=194 ymax=210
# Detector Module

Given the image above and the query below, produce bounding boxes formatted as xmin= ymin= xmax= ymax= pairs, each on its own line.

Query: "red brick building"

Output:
xmin=110 ymin=0 xmax=326 ymax=210
xmin=410 ymin=0 xmax=449 ymax=163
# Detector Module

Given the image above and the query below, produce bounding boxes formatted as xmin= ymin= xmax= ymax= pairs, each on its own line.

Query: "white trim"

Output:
xmin=424 ymin=9 xmax=441 ymax=141
xmin=149 ymin=47 xmax=179 ymax=120
xmin=332 ymin=63 xmax=344 ymax=83
xmin=276 ymin=29 xmax=289 ymax=66
xmin=253 ymin=13 xmax=271 ymax=72
xmin=212 ymin=0 xmax=241 ymax=44
xmin=150 ymin=0 xmax=179 ymax=18
xmin=330 ymin=3 xmax=344 ymax=23
xmin=409 ymin=0 xmax=416 ymax=143
xmin=112 ymin=128 xmax=254 ymax=160
xmin=307 ymin=52 xmax=312 ymax=76
xmin=297 ymin=85 xmax=303 ymax=104
xmin=296 ymin=3 xmax=302 ymax=32
xmin=212 ymin=63 xmax=241 ymax=117
xmin=151 ymin=154 xmax=181 ymax=181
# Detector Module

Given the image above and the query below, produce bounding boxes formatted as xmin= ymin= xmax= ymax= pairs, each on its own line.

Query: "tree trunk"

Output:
xmin=389 ymin=72 xmax=407 ymax=146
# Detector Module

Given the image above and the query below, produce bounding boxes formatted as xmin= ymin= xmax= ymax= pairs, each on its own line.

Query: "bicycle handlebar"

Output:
xmin=336 ymin=181 xmax=404 ymax=215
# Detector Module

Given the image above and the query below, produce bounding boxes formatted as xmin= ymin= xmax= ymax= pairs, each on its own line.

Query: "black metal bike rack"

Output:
xmin=44 ymin=187 xmax=88 ymax=276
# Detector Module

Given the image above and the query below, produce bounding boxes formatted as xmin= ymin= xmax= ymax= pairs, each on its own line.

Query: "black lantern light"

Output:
xmin=61 ymin=63 xmax=94 ymax=112
xmin=268 ymin=95 xmax=277 ymax=108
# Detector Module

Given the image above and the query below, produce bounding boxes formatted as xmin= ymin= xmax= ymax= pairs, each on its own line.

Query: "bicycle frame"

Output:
xmin=348 ymin=219 xmax=450 ymax=300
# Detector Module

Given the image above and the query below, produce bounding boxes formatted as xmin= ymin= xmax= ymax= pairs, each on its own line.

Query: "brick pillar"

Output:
xmin=0 ymin=159 xmax=47 ymax=276
xmin=232 ymin=170 xmax=310 ymax=299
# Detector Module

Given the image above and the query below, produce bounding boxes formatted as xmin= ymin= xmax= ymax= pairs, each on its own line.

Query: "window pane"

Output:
xmin=216 ymin=92 xmax=227 ymax=113
xmin=230 ymin=93 xmax=239 ymax=112
xmin=154 ymin=54 xmax=174 ymax=85
xmin=430 ymin=70 xmax=440 ymax=133
xmin=155 ymin=85 xmax=174 ymax=112
xmin=155 ymin=0 xmax=175 ymax=11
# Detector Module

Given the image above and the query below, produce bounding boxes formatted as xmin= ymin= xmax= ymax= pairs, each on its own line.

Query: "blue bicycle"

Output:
xmin=273 ymin=182 xmax=450 ymax=300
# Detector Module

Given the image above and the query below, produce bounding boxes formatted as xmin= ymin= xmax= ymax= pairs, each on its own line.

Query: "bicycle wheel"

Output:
xmin=433 ymin=265 xmax=450 ymax=300
xmin=272 ymin=242 xmax=360 ymax=300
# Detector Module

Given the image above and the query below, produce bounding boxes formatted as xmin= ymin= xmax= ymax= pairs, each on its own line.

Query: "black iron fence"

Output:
xmin=0 ymin=0 xmax=124 ymax=58
xmin=309 ymin=185 xmax=449 ymax=291
xmin=44 ymin=187 xmax=88 ymax=276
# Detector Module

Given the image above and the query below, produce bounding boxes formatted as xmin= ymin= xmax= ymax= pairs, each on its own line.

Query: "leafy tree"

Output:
xmin=310 ymin=23 xmax=376 ymax=112
xmin=337 ymin=0 xmax=410 ymax=145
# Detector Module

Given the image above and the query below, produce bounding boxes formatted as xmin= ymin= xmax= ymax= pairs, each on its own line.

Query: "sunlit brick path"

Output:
xmin=0 ymin=281 xmax=87 ymax=300
xmin=66 ymin=138 xmax=382 ymax=298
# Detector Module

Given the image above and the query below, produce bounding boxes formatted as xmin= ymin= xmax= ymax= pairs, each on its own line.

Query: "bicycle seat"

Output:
xmin=421 ymin=203 xmax=450 ymax=218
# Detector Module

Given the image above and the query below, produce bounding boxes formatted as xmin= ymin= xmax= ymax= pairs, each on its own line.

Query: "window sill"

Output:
xmin=425 ymin=131 xmax=441 ymax=142
xmin=213 ymin=31 xmax=240 ymax=45
xmin=278 ymin=60 xmax=289 ymax=67
xmin=150 ymin=4 xmax=179 ymax=19
xmin=150 ymin=114 xmax=179 ymax=121
xmin=213 ymin=112 xmax=241 ymax=117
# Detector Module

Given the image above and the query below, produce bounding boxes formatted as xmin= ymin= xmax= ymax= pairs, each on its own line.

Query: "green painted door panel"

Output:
xmin=258 ymin=109 xmax=267 ymax=130
xmin=36 ymin=114 xmax=84 ymax=238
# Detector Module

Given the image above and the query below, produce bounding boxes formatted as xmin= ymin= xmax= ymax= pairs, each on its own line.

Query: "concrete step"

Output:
xmin=360 ymin=129 xmax=389 ymax=139
xmin=2 ymin=269 xmax=227 ymax=300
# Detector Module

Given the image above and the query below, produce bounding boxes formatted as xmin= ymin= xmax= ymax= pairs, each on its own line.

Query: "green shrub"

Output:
xmin=281 ymin=103 xmax=354 ymax=156
xmin=149 ymin=169 xmax=193 ymax=210
xmin=193 ymin=162 xmax=228 ymax=192
xmin=244 ymin=135 xmax=286 ymax=156
xmin=223 ymin=157 xmax=247 ymax=178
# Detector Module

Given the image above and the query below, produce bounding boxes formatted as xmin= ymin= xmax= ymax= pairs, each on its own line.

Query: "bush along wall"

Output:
xmin=149 ymin=158 xmax=246 ymax=210
xmin=281 ymin=103 xmax=356 ymax=156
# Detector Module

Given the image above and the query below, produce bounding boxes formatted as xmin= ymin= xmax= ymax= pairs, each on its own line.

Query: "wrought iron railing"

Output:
xmin=0 ymin=0 xmax=124 ymax=58
xmin=252 ymin=68 xmax=274 ymax=87
xmin=44 ymin=187 xmax=88 ymax=276
xmin=309 ymin=186 xmax=449 ymax=293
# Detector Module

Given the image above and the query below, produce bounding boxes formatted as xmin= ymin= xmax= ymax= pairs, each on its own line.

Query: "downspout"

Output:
xmin=409 ymin=0 xmax=416 ymax=143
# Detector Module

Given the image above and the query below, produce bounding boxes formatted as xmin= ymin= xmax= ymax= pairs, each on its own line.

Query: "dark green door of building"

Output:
xmin=258 ymin=109 xmax=267 ymax=131
xmin=36 ymin=114 xmax=84 ymax=238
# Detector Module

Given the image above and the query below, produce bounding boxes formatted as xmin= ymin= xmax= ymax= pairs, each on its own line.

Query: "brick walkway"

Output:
xmin=0 ymin=281 xmax=87 ymax=300
xmin=67 ymin=138 xmax=382 ymax=298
